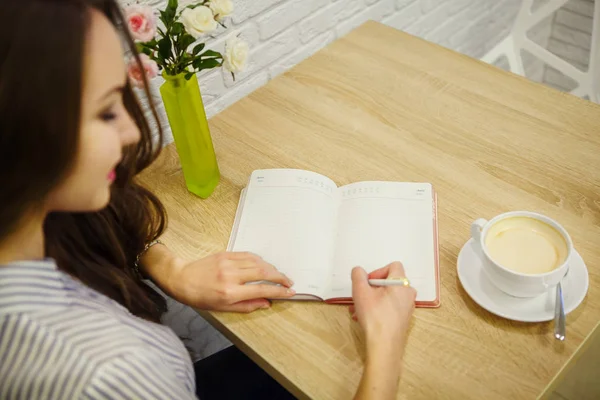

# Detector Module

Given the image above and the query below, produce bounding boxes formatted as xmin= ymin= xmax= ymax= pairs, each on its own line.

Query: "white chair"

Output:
xmin=482 ymin=0 xmax=599 ymax=103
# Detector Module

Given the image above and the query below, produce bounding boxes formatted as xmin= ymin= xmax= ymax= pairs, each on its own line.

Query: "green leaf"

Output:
xmin=168 ymin=0 xmax=178 ymax=10
xmin=161 ymin=0 xmax=178 ymax=25
xmin=171 ymin=22 xmax=184 ymax=35
xmin=184 ymin=3 xmax=201 ymax=11
xmin=172 ymin=53 xmax=194 ymax=75
xmin=192 ymin=43 xmax=205 ymax=55
xmin=158 ymin=37 xmax=172 ymax=61
xmin=199 ymin=50 xmax=223 ymax=59
xmin=136 ymin=40 xmax=158 ymax=53
xmin=179 ymin=34 xmax=196 ymax=52
xmin=179 ymin=54 xmax=193 ymax=69
xmin=192 ymin=58 xmax=222 ymax=72
xmin=184 ymin=72 xmax=195 ymax=80
xmin=141 ymin=47 xmax=153 ymax=56
xmin=148 ymin=53 xmax=161 ymax=64
xmin=159 ymin=10 xmax=169 ymax=27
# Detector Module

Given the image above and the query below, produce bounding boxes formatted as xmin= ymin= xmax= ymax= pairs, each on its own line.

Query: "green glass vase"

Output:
xmin=160 ymin=72 xmax=220 ymax=198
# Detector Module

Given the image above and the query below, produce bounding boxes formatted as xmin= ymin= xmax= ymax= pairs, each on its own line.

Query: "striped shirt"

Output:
xmin=0 ymin=259 xmax=197 ymax=399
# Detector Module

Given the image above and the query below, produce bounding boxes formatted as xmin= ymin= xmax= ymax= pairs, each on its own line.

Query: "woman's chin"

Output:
xmin=49 ymin=189 xmax=112 ymax=213
xmin=89 ymin=190 xmax=112 ymax=211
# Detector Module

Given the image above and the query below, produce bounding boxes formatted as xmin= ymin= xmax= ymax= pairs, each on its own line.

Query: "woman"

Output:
xmin=0 ymin=0 xmax=416 ymax=399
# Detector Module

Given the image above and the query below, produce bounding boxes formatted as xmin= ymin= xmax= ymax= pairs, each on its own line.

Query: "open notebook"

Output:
xmin=228 ymin=169 xmax=440 ymax=308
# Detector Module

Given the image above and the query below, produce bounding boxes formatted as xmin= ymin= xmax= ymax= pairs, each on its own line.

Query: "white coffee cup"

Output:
xmin=471 ymin=211 xmax=573 ymax=298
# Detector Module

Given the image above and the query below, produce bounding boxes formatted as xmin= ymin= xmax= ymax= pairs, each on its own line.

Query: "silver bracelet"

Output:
xmin=133 ymin=239 xmax=164 ymax=279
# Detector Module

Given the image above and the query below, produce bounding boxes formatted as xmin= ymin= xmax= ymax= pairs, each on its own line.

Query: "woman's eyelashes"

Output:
xmin=99 ymin=100 xmax=123 ymax=122
xmin=100 ymin=110 xmax=117 ymax=122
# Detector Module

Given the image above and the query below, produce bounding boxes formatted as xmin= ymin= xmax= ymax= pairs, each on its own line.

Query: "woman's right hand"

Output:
xmin=350 ymin=261 xmax=416 ymax=347
xmin=351 ymin=262 xmax=416 ymax=400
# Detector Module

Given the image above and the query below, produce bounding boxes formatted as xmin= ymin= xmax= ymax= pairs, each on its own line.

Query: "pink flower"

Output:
xmin=125 ymin=5 xmax=156 ymax=42
xmin=127 ymin=54 xmax=159 ymax=88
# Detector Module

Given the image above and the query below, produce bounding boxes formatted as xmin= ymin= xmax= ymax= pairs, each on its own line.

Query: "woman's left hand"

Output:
xmin=158 ymin=251 xmax=296 ymax=313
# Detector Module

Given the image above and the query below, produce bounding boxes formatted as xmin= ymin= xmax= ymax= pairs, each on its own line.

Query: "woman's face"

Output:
xmin=46 ymin=9 xmax=141 ymax=212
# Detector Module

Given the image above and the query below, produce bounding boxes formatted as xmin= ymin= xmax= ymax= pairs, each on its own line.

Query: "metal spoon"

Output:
xmin=554 ymin=281 xmax=566 ymax=341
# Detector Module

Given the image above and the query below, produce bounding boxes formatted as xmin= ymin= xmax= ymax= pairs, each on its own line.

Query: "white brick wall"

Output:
xmin=124 ymin=0 xmax=533 ymax=144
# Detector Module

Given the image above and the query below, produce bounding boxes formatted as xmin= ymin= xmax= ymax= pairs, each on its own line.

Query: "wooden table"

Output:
xmin=540 ymin=321 xmax=600 ymax=399
xmin=140 ymin=21 xmax=600 ymax=400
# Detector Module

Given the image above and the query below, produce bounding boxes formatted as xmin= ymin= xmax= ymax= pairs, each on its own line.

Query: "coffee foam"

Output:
xmin=485 ymin=217 xmax=568 ymax=274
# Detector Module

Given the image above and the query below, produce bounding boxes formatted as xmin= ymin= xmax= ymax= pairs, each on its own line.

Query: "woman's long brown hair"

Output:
xmin=4 ymin=0 xmax=169 ymax=322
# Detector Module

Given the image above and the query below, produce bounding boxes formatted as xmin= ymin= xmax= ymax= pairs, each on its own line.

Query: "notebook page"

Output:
xmin=229 ymin=169 xmax=339 ymax=298
xmin=324 ymin=182 xmax=437 ymax=302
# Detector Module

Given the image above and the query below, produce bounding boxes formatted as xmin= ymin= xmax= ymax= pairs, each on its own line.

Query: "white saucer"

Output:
xmin=457 ymin=239 xmax=589 ymax=322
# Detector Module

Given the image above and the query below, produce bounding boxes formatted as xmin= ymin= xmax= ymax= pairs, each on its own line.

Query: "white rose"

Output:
xmin=223 ymin=36 xmax=249 ymax=73
xmin=180 ymin=6 xmax=217 ymax=38
xmin=209 ymin=0 xmax=234 ymax=21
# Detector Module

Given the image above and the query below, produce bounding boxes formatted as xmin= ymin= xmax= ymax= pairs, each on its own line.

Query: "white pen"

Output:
xmin=368 ymin=278 xmax=411 ymax=287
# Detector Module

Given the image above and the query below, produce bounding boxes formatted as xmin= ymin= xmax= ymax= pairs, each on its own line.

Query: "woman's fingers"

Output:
xmin=367 ymin=261 xmax=405 ymax=279
xmin=237 ymin=264 xmax=293 ymax=287
xmin=231 ymin=283 xmax=296 ymax=303
xmin=351 ymin=266 xmax=371 ymax=305
xmin=367 ymin=264 xmax=391 ymax=279
xmin=219 ymin=252 xmax=293 ymax=287
xmin=386 ymin=261 xmax=407 ymax=279
xmin=228 ymin=259 xmax=268 ymax=269
xmin=223 ymin=251 xmax=262 ymax=261
xmin=212 ymin=255 xmax=295 ymax=305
